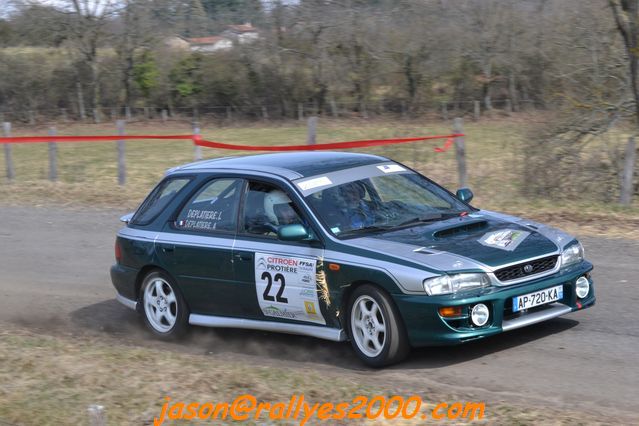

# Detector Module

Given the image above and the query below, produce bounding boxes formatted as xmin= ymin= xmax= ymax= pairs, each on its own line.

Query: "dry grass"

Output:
xmin=0 ymin=326 xmax=624 ymax=426
xmin=0 ymin=116 xmax=637 ymax=239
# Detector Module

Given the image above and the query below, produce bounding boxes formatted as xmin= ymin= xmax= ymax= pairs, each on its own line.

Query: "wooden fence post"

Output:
xmin=117 ymin=120 xmax=126 ymax=186
xmin=226 ymin=106 xmax=232 ymax=121
xmin=193 ymin=121 xmax=202 ymax=161
xmin=307 ymin=116 xmax=317 ymax=145
xmin=453 ymin=117 xmax=467 ymax=188
xmin=401 ymin=100 xmax=408 ymax=119
xmin=48 ymin=127 xmax=57 ymax=182
xmin=330 ymin=99 xmax=338 ymax=118
xmin=77 ymin=82 xmax=86 ymax=120
xmin=473 ymin=101 xmax=480 ymax=121
xmin=88 ymin=405 xmax=106 ymax=426
xmin=144 ymin=107 xmax=150 ymax=120
xmin=505 ymin=99 xmax=513 ymax=116
xmin=360 ymin=101 xmax=369 ymax=119
xmin=441 ymin=102 xmax=448 ymax=121
xmin=3 ymin=122 xmax=14 ymax=181
xmin=110 ymin=107 xmax=117 ymax=122
xmin=161 ymin=109 xmax=168 ymax=122
xmin=93 ymin=108 xmax=101 ymax=124
xmin=298 ymin=103 xmax=304 ymax=121
xmin=125 ymin=106 xmax=132 ymax=122
xmin=261 ymin=106 xmax=269 ymax=122
xmin=620 ymin=136 xmax=636 ymax=205
xmin=28 ymin=110 xmax=35 ymax=125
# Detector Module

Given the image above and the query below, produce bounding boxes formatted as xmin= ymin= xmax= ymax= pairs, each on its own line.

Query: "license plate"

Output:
xmin=513 ymin=285 xmax=563 ymax=312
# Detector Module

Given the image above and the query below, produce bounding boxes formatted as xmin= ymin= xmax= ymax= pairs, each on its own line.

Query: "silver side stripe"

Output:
xmin=156 ymin=232 xmax=236 ymax=250
xmin=189 ymin=314 xmax=347 ymax=342
xmin=117 ymin=228 xmax=431 ymax=294
xmin=501 ymin=303 xmax=572 ymax=332
xmin=118 ymin=227 xmax=158 ymax=241
xmin=116 ymin=293 xmax=138 ymax=310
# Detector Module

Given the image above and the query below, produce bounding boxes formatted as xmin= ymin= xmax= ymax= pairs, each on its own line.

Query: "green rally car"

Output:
xmin=110 ymin=152 xmax=595 ymax=367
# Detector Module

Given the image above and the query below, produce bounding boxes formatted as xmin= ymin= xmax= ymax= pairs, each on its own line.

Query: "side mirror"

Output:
xmin=456 ymin=188 xmax=474 ymax=203
xmin=277 ymin=224 xmax=310 ymax=241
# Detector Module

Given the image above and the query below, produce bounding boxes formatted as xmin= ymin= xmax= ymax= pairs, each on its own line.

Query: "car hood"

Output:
xmin=342 ymin=211 xmax=574 ymax=272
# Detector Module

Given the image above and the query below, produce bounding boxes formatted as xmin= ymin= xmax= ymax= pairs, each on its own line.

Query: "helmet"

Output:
xmin=264 ymin=190 xmax=293 ymax=224
xmin=339 ymin=181 xmax=365 ymax=200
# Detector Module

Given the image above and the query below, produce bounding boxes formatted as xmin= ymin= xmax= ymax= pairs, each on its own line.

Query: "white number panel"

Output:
xmin=254 ymin=253 xmax=326 ymax=325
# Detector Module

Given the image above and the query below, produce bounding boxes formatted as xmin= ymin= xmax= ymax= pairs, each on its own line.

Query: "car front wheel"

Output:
xmin=348 ymin=284 xmax=409 ymax=367
xmin=140 ymin=270 xmax=189 ymax=339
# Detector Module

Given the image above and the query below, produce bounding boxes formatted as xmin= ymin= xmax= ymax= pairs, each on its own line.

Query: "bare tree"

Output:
xmin=112 ymin=0 xmax=159 ymax=108
xmin=609 ymin=0 xmax=639 ymax=126
xmin=54 ymin=0 xmax=121 ymax=113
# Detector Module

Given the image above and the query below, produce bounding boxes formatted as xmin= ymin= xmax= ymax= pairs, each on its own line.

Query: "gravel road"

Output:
xmin=1 ymin=205 xmax=637 ymax=420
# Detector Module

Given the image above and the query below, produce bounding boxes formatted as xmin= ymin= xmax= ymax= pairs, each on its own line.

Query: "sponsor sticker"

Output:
xmin=254 ymin=253 xmax=325 ymax=325
xmin=297 ymin=176 xmax=332 ymax=191
xmin=478 ymin=229 xmax=530 ymax=251
xmin=376 ymin=164 xmax=406 ymax=173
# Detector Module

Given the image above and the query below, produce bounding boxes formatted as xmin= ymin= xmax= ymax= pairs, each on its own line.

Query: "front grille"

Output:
xmin=494 ymin=255 xmax=558 ymax=282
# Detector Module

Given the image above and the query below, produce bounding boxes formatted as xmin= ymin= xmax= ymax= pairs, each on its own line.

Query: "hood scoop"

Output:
xmin=432 ymin=218 xmax=488 ymax=238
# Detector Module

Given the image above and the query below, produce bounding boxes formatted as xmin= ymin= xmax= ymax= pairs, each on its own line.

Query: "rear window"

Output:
xmin=175 ymin=178 xmax=244 ymax=233
xmin=131 ymin=177 xmax=191 ymax=225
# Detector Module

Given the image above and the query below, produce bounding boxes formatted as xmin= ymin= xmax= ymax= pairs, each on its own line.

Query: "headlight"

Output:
xmin=561 ymin=241 xmax=584 ymax=267
xmin=423 ymin=273 xmax=490 ymax=296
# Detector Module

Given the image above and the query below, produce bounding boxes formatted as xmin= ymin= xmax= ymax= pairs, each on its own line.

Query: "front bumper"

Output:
xmin=393 ymin=261 xmax=595 ymax=347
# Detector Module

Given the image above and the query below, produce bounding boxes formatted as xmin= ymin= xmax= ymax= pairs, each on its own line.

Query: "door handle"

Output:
xmin=234 ymin=252 xmax=252 ymax=261
xmin=161 ymin=245 xmax=175 ymax=254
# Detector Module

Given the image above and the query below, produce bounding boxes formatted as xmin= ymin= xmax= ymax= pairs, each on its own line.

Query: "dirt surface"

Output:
xmin=1 ymin=205 xmax=638 ymax=423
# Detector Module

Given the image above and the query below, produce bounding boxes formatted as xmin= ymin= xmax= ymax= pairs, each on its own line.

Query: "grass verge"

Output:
xmin=0 ymin=326 xmax=625 ymax=426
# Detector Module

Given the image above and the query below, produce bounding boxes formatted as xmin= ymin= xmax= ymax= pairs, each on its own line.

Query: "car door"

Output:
xmin=233 ymin=179 xmax=331 ymax=325
xmin=156 ymin=177 xmax=255 ymax=317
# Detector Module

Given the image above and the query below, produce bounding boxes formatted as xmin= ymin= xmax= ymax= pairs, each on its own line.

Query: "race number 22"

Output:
xmin=261 ymin=272 xmax=288 ymax=303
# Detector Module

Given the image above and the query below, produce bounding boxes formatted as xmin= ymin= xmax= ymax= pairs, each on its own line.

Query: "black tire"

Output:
xmin=139 ymin=270 xmax=190 ymax=340
xmin=347 ymin=284 xmax=409 ymax=367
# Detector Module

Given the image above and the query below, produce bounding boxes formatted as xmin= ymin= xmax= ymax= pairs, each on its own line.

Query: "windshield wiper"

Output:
xmin=337 ymin=224 xmax=394 ymax=238
xmin=395 ymin=214 xmax=444 ymax=227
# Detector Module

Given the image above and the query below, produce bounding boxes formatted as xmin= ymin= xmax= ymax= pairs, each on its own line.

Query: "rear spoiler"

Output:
xmin=119 ymin=213 xmax=134 ymax=224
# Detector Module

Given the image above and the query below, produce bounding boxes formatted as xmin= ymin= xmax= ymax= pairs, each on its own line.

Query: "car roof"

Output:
xmin=169 ymin=151 xmax=390 ymax=179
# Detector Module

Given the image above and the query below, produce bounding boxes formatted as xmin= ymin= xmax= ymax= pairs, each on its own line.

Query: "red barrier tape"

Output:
xmin=0 ymin=133 xmax=463 ymax=152
xmin=0 ymin=135 xmax=194 ymax=143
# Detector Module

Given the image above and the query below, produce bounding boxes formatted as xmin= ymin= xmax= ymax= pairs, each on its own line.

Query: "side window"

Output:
xmin=242 ymin=181 xmax=304 ymax=236
xmin=175 ymin=178 xmax=243 ymax=233
xmin=131 ymin=177 xmax=191 ymax=225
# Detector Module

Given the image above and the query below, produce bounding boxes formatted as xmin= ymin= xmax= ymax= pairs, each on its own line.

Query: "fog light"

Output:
xmin=471 ymin=303 xmax=489 ymax=326
xmin=576 ymin=276 xmax=590 ymax=299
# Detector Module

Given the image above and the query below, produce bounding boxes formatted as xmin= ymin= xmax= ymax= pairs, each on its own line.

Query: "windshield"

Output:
xmin=305 ymin=172 xmax=471 ymax=237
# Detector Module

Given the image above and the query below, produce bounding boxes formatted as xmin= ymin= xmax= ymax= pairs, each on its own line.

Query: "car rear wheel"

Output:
xmin=140 ymin=270 xmax=189 ymax=339
xmin=347 ymin=284 xmax=409 ymax=367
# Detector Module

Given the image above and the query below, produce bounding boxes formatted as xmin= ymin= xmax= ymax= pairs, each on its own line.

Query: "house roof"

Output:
xmin=226 ymin=24 xmax=258 ymax=33
xmin=188 ymin=36 xmax=229 ymax=45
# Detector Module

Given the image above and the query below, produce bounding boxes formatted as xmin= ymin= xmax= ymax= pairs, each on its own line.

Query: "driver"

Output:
xmin=338 ymin=182 xmax=375 ymax=229
xmin=264 ymin=190 xmax=300 ymax=225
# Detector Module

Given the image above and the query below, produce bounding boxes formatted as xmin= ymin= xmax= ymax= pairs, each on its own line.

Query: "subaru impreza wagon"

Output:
xmin=110 ymin=152 xmax=595 ymax=367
